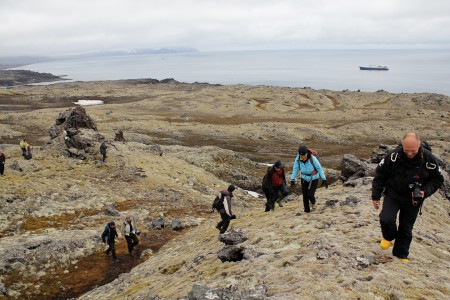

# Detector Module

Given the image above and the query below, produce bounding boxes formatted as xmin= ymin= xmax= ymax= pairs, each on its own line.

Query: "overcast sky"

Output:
xmin=1 ymin=0 xmax=450 ymax=57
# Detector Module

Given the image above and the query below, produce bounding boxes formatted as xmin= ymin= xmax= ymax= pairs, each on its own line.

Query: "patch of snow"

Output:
xmin=247 ymin=190 xmax=263 ymax=198
xmin=73 ymin=100 xmax=104 ymax=106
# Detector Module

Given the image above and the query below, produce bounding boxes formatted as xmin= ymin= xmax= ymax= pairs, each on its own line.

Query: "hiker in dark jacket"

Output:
xmin=216 ymin=185 xmax=236 ymax=234
xmin=372 ymin=133 xmax=444 ymax=262
xmin=0 ymin=150 xmax=5 ymax=175
xmin=263 ymin=160 xmax=288 ymax=212
xmin=102 ymin=221 xmax=119 ymax=261
xmin=290 ymin=146 xmax=327 ymax=213
xmin=100 ymin=142 xmax=107 ymax=162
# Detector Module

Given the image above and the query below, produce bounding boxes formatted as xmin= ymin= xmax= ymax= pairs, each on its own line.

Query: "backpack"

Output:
xmin=298 ymin=147 xmax=321 ymax=175
xmin=101 ymin=224 xmax=110 ymax=243
xmin=212 ymin=192 xmax=224 ymax=211
xmin=261 ymin=166 xmax=271 ymax=193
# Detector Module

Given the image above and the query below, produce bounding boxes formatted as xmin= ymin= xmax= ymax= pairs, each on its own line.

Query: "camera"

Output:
xmin=410 ymin=182 xmax=423 ymax=206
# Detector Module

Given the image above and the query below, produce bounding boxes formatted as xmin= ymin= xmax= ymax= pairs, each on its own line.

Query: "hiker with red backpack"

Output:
xmin=290 ymin=145 xmax=327 ymax=213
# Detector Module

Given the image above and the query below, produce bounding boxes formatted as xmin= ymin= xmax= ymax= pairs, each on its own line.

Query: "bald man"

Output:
xmin=372 ymin=133 xmax=443 ymax=262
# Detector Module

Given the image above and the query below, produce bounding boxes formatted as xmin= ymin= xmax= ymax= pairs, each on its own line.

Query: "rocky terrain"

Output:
xmin=0 ymin=79 xmax=449 ymax=299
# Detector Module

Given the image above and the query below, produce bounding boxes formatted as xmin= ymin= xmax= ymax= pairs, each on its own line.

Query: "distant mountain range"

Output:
xmin=0 ymin=47 xmax=198 ymax=69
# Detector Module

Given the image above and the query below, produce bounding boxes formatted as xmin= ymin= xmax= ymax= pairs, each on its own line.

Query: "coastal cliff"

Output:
xmin=0 ymin=80 xmax=449 ymax=299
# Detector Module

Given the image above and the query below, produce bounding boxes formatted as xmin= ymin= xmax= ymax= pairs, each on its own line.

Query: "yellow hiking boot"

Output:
xmin=380 ymin=239 xmax=393 ymax=250
xmin=399 ymin=258 xmax=410 ymax=263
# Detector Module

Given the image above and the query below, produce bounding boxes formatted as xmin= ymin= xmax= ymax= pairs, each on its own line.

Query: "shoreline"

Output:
xmin=0 ymin=69 xmax=68 ymax=87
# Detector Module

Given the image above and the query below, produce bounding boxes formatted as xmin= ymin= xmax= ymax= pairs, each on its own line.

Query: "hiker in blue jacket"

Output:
xmin=290 ymin=145 xmax=327 ymax=213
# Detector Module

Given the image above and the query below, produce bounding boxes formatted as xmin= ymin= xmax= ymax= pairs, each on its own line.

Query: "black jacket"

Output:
xmin=372 ymin=146 xmax=444 ymax=200
xmin=101 ymin=222 xmax=118 ymax=244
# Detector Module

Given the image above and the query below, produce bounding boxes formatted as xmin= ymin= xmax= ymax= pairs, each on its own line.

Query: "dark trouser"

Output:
xmin=217 ymin=213 xmax=231 ymax=234
xmin=301 ymin=179 xmax=318 ymax=212
xmin=265 ymin=184 xmax=288 ymax=211
xmin=379 ymin=193 xmax=420 ymax=259
xmin=125 ymin=233 xmax=139 ymax=253
xmin=105 ymin=241 xmax=117 ymax=259
xmin=102 ymin=153 xmax=106 ymax=162
xmin=21 ymin=147 xmax=26 ymax=156
xmin=0 ymin=163 xmax=4 ymax=175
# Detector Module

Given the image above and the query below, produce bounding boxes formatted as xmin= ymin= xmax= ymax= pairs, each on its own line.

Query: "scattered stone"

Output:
xmin=356 ymin=256 xmax=376 ymax=268
xmin=170 ymin=218 xmax=183 ymax=231
xmin=9 ymin=161 xmax=22 ymax=172
xmin=152 ymin=218 xmax=165 ymax=230
xmin=218 ymin=228 xmax=247 ymax=245
xmin=104 ymin=204 xmax=120 ymax=216
xmin=218 ymin=245 xmax=245 ymax=262
xmin=325 ymin=199 xmax=339 ymax=207
xmin=340 ymin=196 xmax=361 ymax=207
xmin=187 ymin=283 xmax=268 ymax=300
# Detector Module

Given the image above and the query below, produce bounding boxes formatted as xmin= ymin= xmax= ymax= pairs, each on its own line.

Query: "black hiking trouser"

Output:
xmin=105 ymin=241 xmax=117 ymax=259
xmin=301 ymin=179 xmax=319 ymax=212
xmin=0 ymin=163 xmax=4 ymax=175
xmin=217 ymin=213 xmax=231 ymax=234
xmin=265 ymin=184 xmax=288 ymax=211
xmin=125 ymin=233 xmax=139 ymax=254
xmin=379 ymin=192 xmax=420 ymax=259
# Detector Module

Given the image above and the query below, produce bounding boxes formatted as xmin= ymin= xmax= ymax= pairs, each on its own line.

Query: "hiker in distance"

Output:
xmin=372 ymin=133 xmax=443 ymax=262
xmin=290 ymin=146 xmax=327 ymax=213
xmin=215 ymin=185 xmax=236 ymax=234
xmin=19 ymin=139 xmax=29 ymax=157
xmin=122 ymin=215 xmax=139 ymax=256
xmin=102 ymin=221 xmax=119 ymax=261
xmin=0 ymin=150 xmax=5 ymax=175
xmin=262 ymin=160 xmax=288 ymax=212
xmin=100 ymin=142 xmax=107 ymax=162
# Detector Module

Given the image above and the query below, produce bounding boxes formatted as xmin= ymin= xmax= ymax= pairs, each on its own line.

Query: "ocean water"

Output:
xmin=13 ymin=49 xmax=450 ymax=96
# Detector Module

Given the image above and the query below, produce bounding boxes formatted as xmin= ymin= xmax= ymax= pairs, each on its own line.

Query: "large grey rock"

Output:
xmin=152 ymin=218 xmax=165 ymax=229
xmin=341 ymin=154 xmax=371 ymax=180
xmin=218 ymin=245 xmax=245 ymax=262
xmin=218 ymin=228 xmax=247 ymax=245
xmin=170 ymin=218 xmax=183 ymax=231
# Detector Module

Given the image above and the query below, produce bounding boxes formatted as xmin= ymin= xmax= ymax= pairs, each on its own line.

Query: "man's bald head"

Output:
xmin=402 ymin=133 xmax=421 ymax=159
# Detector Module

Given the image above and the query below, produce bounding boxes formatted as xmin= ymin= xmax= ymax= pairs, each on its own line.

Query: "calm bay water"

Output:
xmin=14 ymin=49 xmax=450 ymax=96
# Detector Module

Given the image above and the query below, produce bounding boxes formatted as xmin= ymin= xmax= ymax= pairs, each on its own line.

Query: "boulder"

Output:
xmin=152 ymin=218 xmax=165 ymax=230
xmin=341 ymin=154 xmax=371 ymax=180
xmin=218 ymin=228 xmax=247 ymax=245
xmin=170 ymin=218 xmax=183 ymax=231
xmin=48 ymin=105 xmax=97 ymax=140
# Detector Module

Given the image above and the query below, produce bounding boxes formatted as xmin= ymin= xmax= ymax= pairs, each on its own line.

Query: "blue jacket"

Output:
xmin=290 ymin=154 xmax=326 ymax=182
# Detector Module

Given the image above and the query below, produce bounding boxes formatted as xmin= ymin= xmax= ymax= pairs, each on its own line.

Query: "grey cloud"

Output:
xmin=1 ymin=0 xmax=450 ymax=56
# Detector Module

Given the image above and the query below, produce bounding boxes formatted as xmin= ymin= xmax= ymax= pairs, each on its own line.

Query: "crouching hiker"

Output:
xmin=102 ymin=221 xmax=119 ymax=261
xmin=122 ymin=216 xmax=139 ymax=256
xmin=215 ymin=185 xmax=236 ymax=234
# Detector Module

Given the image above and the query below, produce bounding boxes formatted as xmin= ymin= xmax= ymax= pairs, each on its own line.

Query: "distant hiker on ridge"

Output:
xmin=19 ymin=139 xmax=28 ymax=157
xmin=372 ymin=133 xmax=443 ymax=263
xmin=262 ymin=160 xmax=288 ymax=212
xmin=215 ymin=185 xmax=236 ymax=234
xmin=0 ymin=150 xmax=5 ymax=175
xmin=100 ymin=142 xmax=107 ymax=162
xmin=290 ymin=146 xmax=327 ymax=213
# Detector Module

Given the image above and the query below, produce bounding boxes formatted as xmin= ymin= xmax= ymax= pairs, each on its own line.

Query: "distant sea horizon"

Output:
xmin=11 ymin=49 xmax=450 ymax=96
